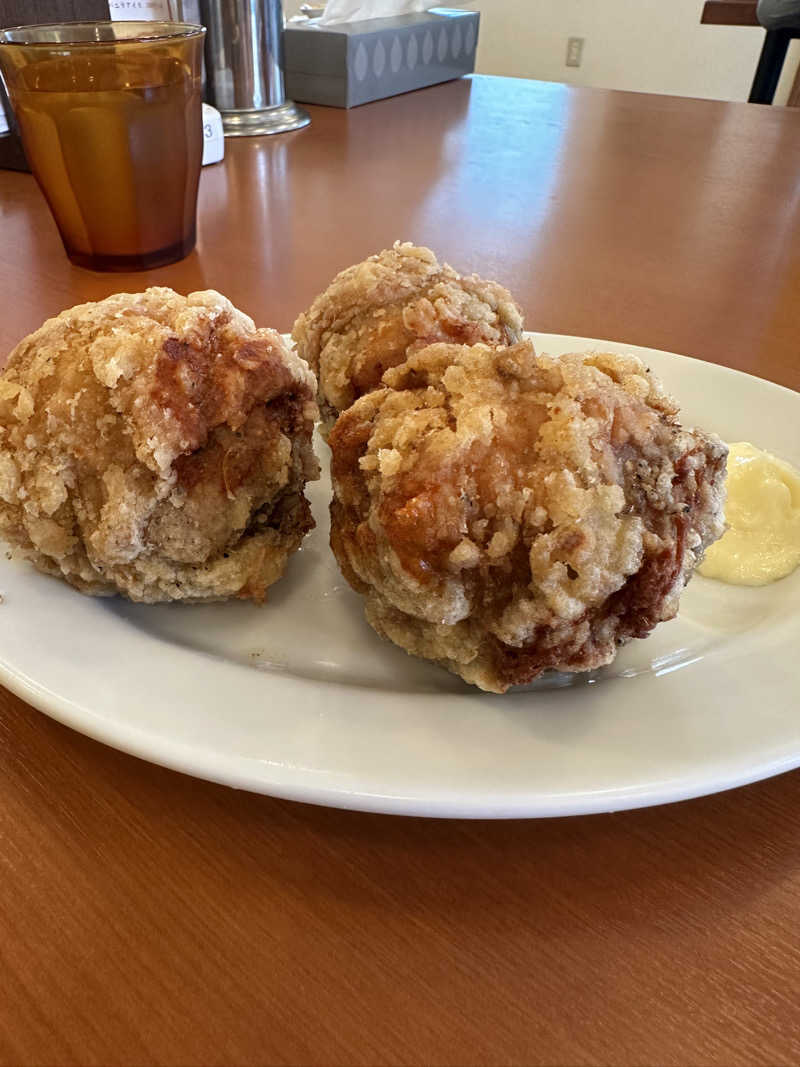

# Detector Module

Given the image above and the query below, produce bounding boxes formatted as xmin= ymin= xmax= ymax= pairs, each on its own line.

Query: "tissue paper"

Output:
xmin=319 ymin=0 xmax=426 ymax=25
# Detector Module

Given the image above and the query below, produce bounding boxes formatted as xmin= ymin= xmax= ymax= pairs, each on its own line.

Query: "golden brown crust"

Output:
xmin=329 ymin=341 xmax=727 ymax=692
xmin=292 ymin=242 xmax=524 ymax=434
xmin=0 ymin=287 xmax=319 ymax=602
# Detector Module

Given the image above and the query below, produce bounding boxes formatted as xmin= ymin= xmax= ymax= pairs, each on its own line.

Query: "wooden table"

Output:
xmin=1 ymin=76 xmax=799 ymax=1067
xmin=701 ymin=1 xmax=759 ymax=27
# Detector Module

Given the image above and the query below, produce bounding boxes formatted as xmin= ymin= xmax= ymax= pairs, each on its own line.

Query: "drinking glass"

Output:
xmin=0 ymin=21 xmax=205 ymax=271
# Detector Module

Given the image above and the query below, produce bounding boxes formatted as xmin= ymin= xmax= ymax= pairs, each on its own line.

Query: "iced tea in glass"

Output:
xmin=0 ymin=21 xmax=205 ymax=271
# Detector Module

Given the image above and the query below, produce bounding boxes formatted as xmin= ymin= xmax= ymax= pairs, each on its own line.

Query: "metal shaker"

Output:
xmin=199 ymin=0 xmax=310 ymax=136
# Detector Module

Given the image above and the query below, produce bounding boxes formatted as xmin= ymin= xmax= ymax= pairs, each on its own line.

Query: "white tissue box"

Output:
xmin=283 ymin=8 xmax=479 ymax=109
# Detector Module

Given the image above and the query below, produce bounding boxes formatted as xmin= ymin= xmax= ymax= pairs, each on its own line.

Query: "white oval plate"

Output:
xmin=0 ymin=334 xmax=798 ymax=818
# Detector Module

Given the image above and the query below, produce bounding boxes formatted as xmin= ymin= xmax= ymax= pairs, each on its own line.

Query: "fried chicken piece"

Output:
xmin=292 ymin=242 xmax=523 ymax=435
xmin=329 ymin=341 xmax=727 ymax=692
xmin=0 ymin=287 xmax=319 ymax=602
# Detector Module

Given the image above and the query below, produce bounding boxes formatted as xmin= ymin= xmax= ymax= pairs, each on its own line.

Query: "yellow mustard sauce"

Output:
xmin=699 ymin=441 xmax=800 ymax=586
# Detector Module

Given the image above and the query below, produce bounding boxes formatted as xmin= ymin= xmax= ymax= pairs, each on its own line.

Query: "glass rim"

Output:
xmin=0 ymin=20 xmax=206 ymax=47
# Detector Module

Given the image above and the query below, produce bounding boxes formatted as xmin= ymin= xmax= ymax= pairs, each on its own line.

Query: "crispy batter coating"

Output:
xmin=0 ymin=288 xmax=319 ymax=602
xmin=292 ymin=242 xmax=523 ymax=435
xmin=329 ymin=341 xmax=727 ymax=692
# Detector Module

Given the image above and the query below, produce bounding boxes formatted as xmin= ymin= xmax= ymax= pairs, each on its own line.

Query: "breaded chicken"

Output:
xmin=292 ymin=242 xmax=523 ymax=435
xmin=0 ymin=287 xmax=319 ymax=602
xmin=329 ymin=341 xmax=727 ymax=692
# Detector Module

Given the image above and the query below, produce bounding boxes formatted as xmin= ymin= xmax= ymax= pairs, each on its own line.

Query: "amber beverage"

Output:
xmin=0 ymin=21 xmax=205 ymax=271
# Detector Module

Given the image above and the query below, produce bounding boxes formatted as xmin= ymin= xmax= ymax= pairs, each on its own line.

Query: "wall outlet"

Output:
xmin=566 ymin=36 xmax=584 ymax=68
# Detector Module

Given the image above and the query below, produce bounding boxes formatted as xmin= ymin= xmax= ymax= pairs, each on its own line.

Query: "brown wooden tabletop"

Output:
xmin=701 ymin=1 xmax=760 ymax=27
xmin=1 ymin=75 xmax=800 ymax=1067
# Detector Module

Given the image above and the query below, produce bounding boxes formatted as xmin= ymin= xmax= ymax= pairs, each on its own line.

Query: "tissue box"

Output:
xmin=283 ymin=9 xmax=479 ymax=109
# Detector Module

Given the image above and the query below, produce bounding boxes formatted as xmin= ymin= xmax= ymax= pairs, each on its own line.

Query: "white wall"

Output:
xmin=285 ymin=0 xmax=800 ymax=105
xmin=460 ymin=0 xmax=799 ymax=105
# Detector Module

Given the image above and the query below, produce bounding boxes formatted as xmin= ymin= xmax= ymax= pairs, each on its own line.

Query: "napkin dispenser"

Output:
xmin=283 ymin=8 xmax=479 ymax=109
